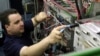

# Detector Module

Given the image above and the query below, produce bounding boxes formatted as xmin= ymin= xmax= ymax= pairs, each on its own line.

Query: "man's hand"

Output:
xmin=32 ymin=12 xmax=50 ymax=26
xmin=35 ymin=12 xmax=48 ymax=23
xmin=46 ymin=25 xmax=67 ymax=44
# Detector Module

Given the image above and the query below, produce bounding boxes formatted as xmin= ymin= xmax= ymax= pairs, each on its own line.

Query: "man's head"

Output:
xmin=0 ymin=9 xmax=24 ymax=36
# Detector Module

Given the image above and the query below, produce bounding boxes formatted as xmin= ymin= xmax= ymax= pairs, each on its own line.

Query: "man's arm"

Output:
xmin=20 ymin=25 xmax=66 ymax=56
xmin=20 ymin=37 xmax=50 ymax=56
xmin=31 ymin=12 xmax=48 ymax=26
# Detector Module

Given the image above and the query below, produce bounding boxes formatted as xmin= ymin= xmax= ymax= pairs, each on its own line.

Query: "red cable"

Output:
xmin=66 ymin=0 xmax=79 ymax=20
xmin=51 ymin=0 xmax=79 ymax=20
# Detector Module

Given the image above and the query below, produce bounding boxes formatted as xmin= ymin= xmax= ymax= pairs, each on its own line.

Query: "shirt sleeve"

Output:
xmin=24 ymin=19 xmax=34 ymax=32
xmin=3 ymin=40 xmax=25 ymax=56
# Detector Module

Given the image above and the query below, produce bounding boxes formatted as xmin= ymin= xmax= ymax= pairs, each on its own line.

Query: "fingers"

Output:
xmin=35 ymin=12 xmax=48 ymax=22
xmin=39 ymin=12 xmax=48 ymax=18
xmin=55 ymin=35 xmax=62 ymax=40
xmin=46 ymin=15 xmax=53 ymax=21
xmin=55 ymin=30 xmax=63 ymax=36
xmin=55 ymin=35 xmax=67 ymax=46
xmin=54 ymin=25 xmax=66 ymax=31
xmin=39 ymin=11 xmax=52 ymax=18
xmin=37 ymin=12 xmax=48 ymax=19
xmin=60 ymin=39 xmax=67 ymax=46
xmin=54 ymin=35 xmax=62 ymax=44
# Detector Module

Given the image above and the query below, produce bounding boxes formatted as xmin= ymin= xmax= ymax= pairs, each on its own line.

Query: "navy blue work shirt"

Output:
xmin=3 ymin=20 xmax=34 ymax=56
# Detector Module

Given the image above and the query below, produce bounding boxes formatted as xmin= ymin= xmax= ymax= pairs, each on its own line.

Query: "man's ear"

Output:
xmin=5 ymin=25 xmax=9 ymax=30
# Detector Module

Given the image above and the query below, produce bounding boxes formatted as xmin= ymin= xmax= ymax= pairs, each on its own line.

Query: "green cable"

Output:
xmin=58 ymin=47 xmax=100 ymax=56
xmin=85 ymin=2 xmax=94 ymax=17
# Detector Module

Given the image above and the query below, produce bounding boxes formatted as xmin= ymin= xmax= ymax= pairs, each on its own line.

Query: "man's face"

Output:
xmin=6 ymin=13 xmax=24 ymax=35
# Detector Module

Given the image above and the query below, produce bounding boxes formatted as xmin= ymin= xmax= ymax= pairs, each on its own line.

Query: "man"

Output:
xmin=0 ymin=9 xmax=66 ymax=56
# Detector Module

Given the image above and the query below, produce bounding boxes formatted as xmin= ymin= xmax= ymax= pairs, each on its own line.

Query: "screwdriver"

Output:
xmin=60 ymin=23 xmax=79 ymax=33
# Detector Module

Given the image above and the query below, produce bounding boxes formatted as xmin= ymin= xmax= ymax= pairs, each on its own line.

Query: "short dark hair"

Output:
xmin=0 ymin=9 xmax=18 ymax=29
